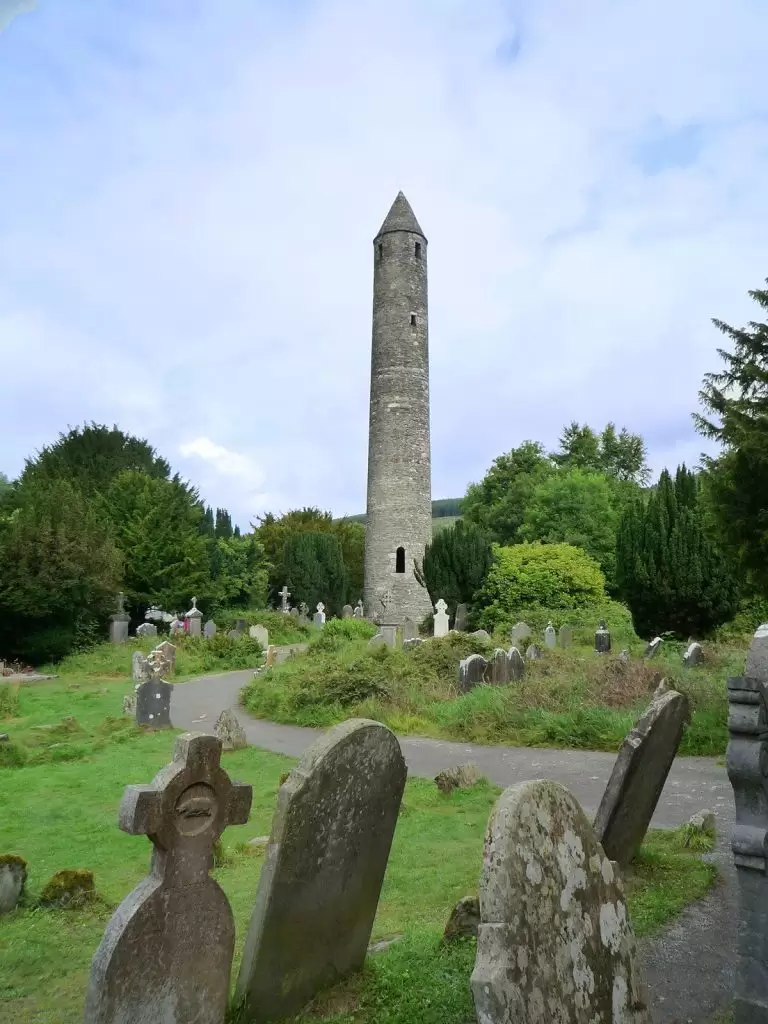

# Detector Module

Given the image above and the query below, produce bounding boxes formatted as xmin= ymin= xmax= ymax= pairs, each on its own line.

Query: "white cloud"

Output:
xmin=179 ymin=438 xmax=264 ymax=483
xmin=0 ymin=0 xmax=34 ymax=33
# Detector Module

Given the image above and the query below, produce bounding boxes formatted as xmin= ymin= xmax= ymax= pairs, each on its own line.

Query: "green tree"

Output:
xmin=211 ymin=534 xmax=269 ymax=608
xmin=615 ymin=466 xmax=739 ymax=637
xmin=103 ymin=470 xmax=213 ymax=614
xmin=518 ymin=469 xmax=620 ymax=588
xmin=462 ymin=441 xmax=555 ymax=543
xmin=553 ymin=421 xmax=650 ymax=484
xmin=215 ymin=508 xmax=233 ymax=539
xmin=282 ymin=532 xmax=346 ymax=616
xmin=694 ymin=281 xmax=768 ymax=591
xmin=0 ymin=477 xmax=123 ymax=662
xmin=422 ymin=520 xmax=494 ymax=614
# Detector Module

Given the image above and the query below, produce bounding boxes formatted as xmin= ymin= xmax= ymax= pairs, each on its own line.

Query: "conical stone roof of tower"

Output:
xmin=375 ymin=191 xmax=426 ymax=239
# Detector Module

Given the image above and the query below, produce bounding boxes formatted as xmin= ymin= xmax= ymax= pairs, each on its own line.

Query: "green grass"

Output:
xmin=1 ymin=678 xmax=717 ymax=1023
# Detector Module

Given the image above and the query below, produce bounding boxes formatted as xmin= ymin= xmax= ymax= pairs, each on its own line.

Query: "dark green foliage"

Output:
xmin=210 ymin=535 xmax=269 ymax=610
xmin=616 ymin=466 xmax=739 ymax=638
xmin=552 ymin=422 xmax=651 ymax=484
xmin=431 ymin=497 xmax=463 ymax=518
xmin=203 ymin=506 xmax=215 ymax=536
xmin=282 ymin=531 xmax=346 ymax=616
xmin=462 ymin=441 xmax=555 ymax=543
xmin=215 ymin=508 xmax=233 ymax=539
xmin=422 ymin=520 xmax=493 ymax=615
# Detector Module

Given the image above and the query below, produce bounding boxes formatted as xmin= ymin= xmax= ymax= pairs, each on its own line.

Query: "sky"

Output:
xmin=1 ymin=1 xmax=767 ymax=529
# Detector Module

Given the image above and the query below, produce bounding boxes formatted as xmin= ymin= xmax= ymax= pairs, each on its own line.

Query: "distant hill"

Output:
xmin=341 ymin=498 xmax=463 ymax=527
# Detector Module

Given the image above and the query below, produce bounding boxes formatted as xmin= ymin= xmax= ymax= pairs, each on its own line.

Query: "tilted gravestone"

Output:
xmin=558 ymin=624 xmax=573 ymax=649
xmin=595 ymin=619 xmax=611 ymax=654
xmin=543 ymin=621 xmax=557 ymax=650
xmin=135 ymin=622 xmax=157 ymax=639
xmin=593 ymin=689 xmax=690 ymax=866
xmin=506 ymin=646 xmax=525 ymax=680
xmin=135 ymin=677 xmax=174 ymax=730
xmin=214 ymin=709 xmax=248 ymax=751
xmin=401 ymin=618 xmax=418 ymax=642
xmin=234 ymin=719 xmax=406 ymax=1022
xmin=84 ymin=733 xmax=252 ymax=1024
xmin=509 ymin=622 xmax=531 ymax=647
xmin=203 ymin=619 xmax=217 ymax=639
xmin=249 ymin=624 xmax=269 ymax=648
xmin=471 ymin=779 xmax=650 ymax=1023
xmin=341 ymin=604 xmax=353 ymax=619
xmin=459 ymin=654 xmax=488 ymax=694
xmin=433 ymin=598 xmax=449 ymax=638
xmin=454 ymin=602 xmax=468 ymax=632
xmin=644 ymin=636 xmax=662 ymax=659
xmin=683 ymin=641 xmax=703 ymax=667
xmin=489 ymin=648 xmax=509 ymax=685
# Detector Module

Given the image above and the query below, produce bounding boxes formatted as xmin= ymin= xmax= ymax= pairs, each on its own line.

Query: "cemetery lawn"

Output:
xmin=2 ymin=679 xmax=718 ymax=1024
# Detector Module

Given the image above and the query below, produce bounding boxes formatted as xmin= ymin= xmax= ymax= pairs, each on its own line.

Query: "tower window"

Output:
xmin=410 ymin=313 xmax=417 ymax=327
xmin=395 ymin=546 xmax=405 ymax=573
xmin=378 ymin=243 xmax=383 ymax=260
xmin=415 ymin=242 xmax=422 ymax=259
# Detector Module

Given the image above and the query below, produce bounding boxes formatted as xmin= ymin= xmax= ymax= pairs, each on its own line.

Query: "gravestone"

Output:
xmin=227 ymin=629 xmax=243 ymax=640
xmin=313 ymin=602 xmax=326 ymax=628
xmin=185 ymin=596 xmax=203 ymax=638
xmin=379 ymin=624 xmax=398 ymax=648
xmin=289 ymin=607 xmax=299 ymax=619
xmin=131 ymin=651 xmax=150 ymax=683
xmin=214 ymin=709 xmax=248 ymax=751
xmin=645 ymin=636 xmax=662 ymax=659
xmin=454 ymin=603 xmax=468 ymax=632
xmin=298 ymin=602 xmax=310 ymax=625
xmin=234 ymin=618 xmax=247 ymax=632
xmin=342 ymin=604 xmax=353 ymax=619
xmin=169 ymin=618 xmax=184 ymax=636
xmin=558 ymin=624 xmax=573 ymax=649
xmin=543 ymin=621 xmax=557 ymax=649
xmin=0 ymin=855 xmax=27 ymax=914
xmin=506 ymin=646 xmax=525 ymax=680
xmin=489 ymin=648 xmax=509 ymax=685
xmin=203 ymin=619 xmax=217 ymax=639
xmin=401 ymin=618 xmax=418 ymax=642
xmin=109 ymin=593 xmax=130 ymax=644
xmin=84 ymin=733 xmax=252 ymax=1024
xmin=525 ymin=643 xmax=542 ymax=661
xmin=619 ymin=648 xmax=631 ymax=664
xmin=595 ymin=619 xmax=611 ymax=654
xmin=278 ymin=585 xmax=291 ymax=614
xmin=249 ymin=624 xmax=269 ymax=648
xmin=433 ymin=598 xmax=449 ymax=638
xmin=136 ymin=677 xmax=174 ymax=730
xmin=683 ymin=641 xmax=703 ymax=667
xmin=154 ymin=641 xmax=176 ymax=674
xmin=235 ymin=719 xmax=406 ymax=1021
xmin=745 ymin=622 xmax=768 ymax=678
xmin=353 ymin=600 xmax=364 ymax=619
xmin=470 ymin=629 xmax=491 ymax=641
xmin=593 ymin=689 xmax=690 ymax=866
xmin=509 ymin=621 xmax=531 ymax=646
xmin=459 ymin=654 xmax=488 ymax=693
xmin=122 ymin=693 xmax=137 ymax=716
xmin=368 ymin=633 xmax=386 ymax=648
xmin=135 ymin=623 xmax=157 ymax=639
xmin=403 ymin=637 xmax=423 ymax=650
xmin=471 ymin=779 xmax=650 ymax=1023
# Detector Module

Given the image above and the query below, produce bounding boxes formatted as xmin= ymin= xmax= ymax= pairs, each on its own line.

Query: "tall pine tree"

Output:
xmin=422 ymin=520 xmax=494 ymax=615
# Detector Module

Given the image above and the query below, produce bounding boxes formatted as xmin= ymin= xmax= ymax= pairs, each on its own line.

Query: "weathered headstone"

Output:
xmin=683 ymin=641 xmax=703 ymax=667
xmin=298 ymin=602 xmax=310 ymax=625
xmin=131 ymin=651 xmax=150 ymax=683
xmin=214 ymin=709 xmax=248 ymax=751
xmin=289 ymin=607 xmax=299 ymax=619
xmin=459 ymin=654 xmax=488 ymax=693
xmin=154 ymin=641 xmax=176 ymax=674
xmin=594 ymin=689 xmax=690 ymax=866
xmin=278 ymin=585 xmax=291 ymax=614
xmin=109 ymin=593 xmax=130 ymax=644
xmin=234 ymin=618 xmax=247 ymax=632
xmin=433 ymin=598 xmax=449 ymax=638
xmin=454 ymin=603 xmax=469 ymax=632
xmin=401 ymin=618 xmax=418 ymax=642
xmin=136 ymin=678 xmax=174 ymax=730
xmin=471 ymin=779 xmax=650 ymax=1023
xmin=264 ymin=645 xmax=278 ymax=667
xmin=368 ymin=633 xmax=387 ymax=648
xmin=745 ymin=622 xmax=768 ymax=679
xmin=169 ymin=618 xmax=185 ymax=636
xmin=543 ymin=620 xmax=557 ymax=649
xmin=645 ymin=636 xmax=662 ymax=659
xmin=489 ymin=648 xmax=510 ymax=685
xmin=203 ymin=619 xmax=217 ymax=639
xmin=619 ymin=648 xmax=631 ymax=664
xmin=249 ymin=624 xmax=269 ymax=648
xmin=506 ymin=646 xmax=525 ymax=680
xmin=379 ymin=624 xmax=397 ymax=648
xmin=435 ymin=763 xmax=482 ymax=793
xmin=84 ymin=733 xmax=252 ymax=1024
xmin=470 ymin=629 xmax=491 ymax=642
xmin=595 ymin=618 xmax=611 ymax=654
xmin=403 ymin=637 xmax=423 ymax=650
xmin=135 ymin=622 xmax=157 ymax=639
xmin=558 ymin=624 xmax=573 ymax=649
xmin=235 ymin=719 xmax=406 ymax=1021
xmin=525 ymin=643 xmax=542 ymax=661
xmin=122 ymin=693 xmax=137 ymax=716
xmin=341 ymin=604 xmax=354 ymax=619
xmin=0 ymin=855 xmax=27 ymax=914
xmin=185 ymin=596 xmax=203 ymax=638
xmin=353 ymin=600 xmax=364 ymax=619
xmin=313 ymin=602 xmax=326 ymax=628
xmin=509 ymin=621 xmax=531 ymax=646
xmin=227 ymin=629 xmax=243 ymax=640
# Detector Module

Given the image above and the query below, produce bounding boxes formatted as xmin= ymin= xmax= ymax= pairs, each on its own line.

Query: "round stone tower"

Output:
xmin=364 ymin=191 xmax=434 ymax=626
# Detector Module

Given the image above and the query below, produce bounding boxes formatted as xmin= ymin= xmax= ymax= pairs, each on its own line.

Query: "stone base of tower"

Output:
xmin=364 ymin=574 xmax=434 ymax=628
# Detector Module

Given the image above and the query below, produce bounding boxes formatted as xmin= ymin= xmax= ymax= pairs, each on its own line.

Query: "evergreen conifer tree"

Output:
xmin=422 ymin=520 xmax=494 ymax=614
xmin=283 ymin=531 xmax=346 ymax=616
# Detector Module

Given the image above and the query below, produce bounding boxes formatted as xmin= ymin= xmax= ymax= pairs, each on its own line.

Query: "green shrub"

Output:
xmin=308 ymin=617 xmax=378 ymax=653
xmin=0 ymin=740 xmax=28 ymax=768
xmin=215 ymin=609 xmax=311 ymax=645
xmin=0 ymin=683 xmax=21 ymax=719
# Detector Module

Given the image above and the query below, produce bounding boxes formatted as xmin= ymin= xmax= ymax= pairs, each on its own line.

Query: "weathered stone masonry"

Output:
xmin=364 ymin=192 xmax=433 ymax=625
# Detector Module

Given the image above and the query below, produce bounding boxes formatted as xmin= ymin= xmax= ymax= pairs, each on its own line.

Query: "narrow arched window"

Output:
xmin=378 ymin=243 xmax=383 ymax=260
xmin=395 ymin=547 xmax=405 ymax=573
xmin=410 ymin=313 xmax=416 ymax=327
xmin=415 ymin=241 xmax=422 ymax=259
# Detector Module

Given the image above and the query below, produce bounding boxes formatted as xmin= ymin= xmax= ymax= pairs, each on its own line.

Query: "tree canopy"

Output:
xmin=422 ymin=520 xmax=494 ymax=614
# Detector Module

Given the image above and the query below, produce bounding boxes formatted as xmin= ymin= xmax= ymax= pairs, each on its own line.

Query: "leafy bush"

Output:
xmin=307 ymin=617 xmax=378 ymax=653
xmin=214 ymin=609 xmax=311 ymax=645
xmin=475 ymin=542 xmax=606 ymax=630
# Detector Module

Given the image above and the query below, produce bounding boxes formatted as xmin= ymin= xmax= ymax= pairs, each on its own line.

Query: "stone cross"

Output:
xmin=185 ymin=596 xmax=203 ymax=637
xmin=109 ymin=592 xmax=131 ymax=644
xmin=278 ymin=586 xmax=291 ymax=613
xmin=353 ymin=600 xmax=364 ymax=619
xmin=84 ymin=733 xmax=252 ymax=1024
xmin=433 ymin=598 xmax=449 ymax=638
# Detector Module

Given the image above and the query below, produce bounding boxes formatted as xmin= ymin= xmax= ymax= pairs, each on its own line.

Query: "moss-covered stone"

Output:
xmin=0 ymin=854 xmax=28 ymax=914
xmin=0 ymin=740 xmax=27 ymax=768
xmin=39 ymin=868 xmax=96 ymax=908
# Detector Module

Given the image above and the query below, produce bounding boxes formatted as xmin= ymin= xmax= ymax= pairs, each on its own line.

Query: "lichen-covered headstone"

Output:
xmin=379 ymin=624 xmax=398 ymax=648
xmin=544 ymin=621 xmax=556 ymax=649
xmin=525 ymin=643 xmax=542 ymax=661
xmin=0 ymin=854 xmax=27 ymax=914
xmin=401 ymin=618 xmax=418 ymax=642
xmin=433 ymin=598 xmax=449 ymax=637
xmin=84 ymin=733 xmax=252 ymax=1024
xmin=214 ymin=709 xmax=248 ymax=751
xmin=454 ymin=603 xmax=469 ymax=632
xmin=203 ymin=619 xmax=217 ymax=639
xmin=135 ymin=623 xmax=157 ymax=639
xmin=341 ymin=604 xmax=353 ymax=619
xmin=510 ymin=622 xmax=531 ymax=646
xmin=131 ymin=651 xmax=150 ymax=683
xmin=123 ymin=693 xmax=137 ymax=716
xmin=459 ymin=654 xmax=489 ymax=693
xmin=559 ymin=624 xmax=573 ymax=649
xmin=136 ymin=677 xmax=173 ymax=730
xmin=489 ymin=648 xmax=509 ymax=685
xmin=234 ymin=719 xmax=406 ymax=1022
xmin=507 ymin=646 xmax=525 ymax=680
xmin=595 ymin=619 xmax=611 ymax=654
xmin=683 ymin=641 xmax=703 ymax=667
xmin=644 ymin=636 xmax=662 ymax=659
xmin=471 ymin=779 xmax=650 ymax=1024
xmin=154 ymin=641 xmax=176 ymax=674
xmin=594 ymin=689 xmax=690 ymax=866
xmin=249 ymin=624 xmax=268 ymax=648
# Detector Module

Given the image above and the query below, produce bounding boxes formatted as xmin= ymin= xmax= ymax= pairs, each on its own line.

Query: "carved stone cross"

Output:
xmin=279 ymin=585 xmax=291 ymax=613
xmin=316 ymin=602 xmax=325 ymax=614
xmin=435 ymin=598 xmax=448 ymax=614
xmin=380 ymin=589 xmax=393 ymax=611
xmin=84 ymin=733 xmax=252 ymax=1024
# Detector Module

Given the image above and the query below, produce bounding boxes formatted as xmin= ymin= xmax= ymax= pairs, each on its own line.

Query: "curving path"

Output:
xmin=171 ymin=669 xmax=737 ymax=1024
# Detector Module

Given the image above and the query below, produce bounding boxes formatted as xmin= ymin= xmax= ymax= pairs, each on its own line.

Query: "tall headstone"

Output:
xmin=543 ymin=620 xmax=557 ymax=650
xmin=595 ymin=618 xmax=611 ymax=654
xmin=313 ymin=602 xmax=326 ymax=628
xmin=131 ymin=651 xmax=150 ymax=683
xmin=109 ymin=593 xmax=130 ymax=645
xmin=489 ymin=648 xmax=510 ymax=685
xmin=278 ymin=585 xmax=291 ymax=614
xmin=185 ymin=596 xmax=203 ymax=638
xmin=727 ymin=625 xmax=768 ymax=1021
xmin=135 ymin=676 xmax=174 ymax=730
xmin=401 ymin=618 xmax=418 ymax=642
xmin=84 ymin=733 xmax=252 ymax=1024
xmin=203 ymin=619 xmax=217 ymax=639
xmin=249 ymin=624 xmax=269 ymax=648
xmin=459 ymin=654 xmax=488 ymax=693
xmin=353 ymin=600 xmax=364 ymax=619
xmin=342 ymin=604 xmax=354 ymax=619
xmin=235 ymin=719 xmax=406 ymax=1021
xmin=454 ymin=603 xmax=469 ymax=632
xmin=683 ymin=641 xmax=703 ymax=667
xmin=506 ymin=646 xmax=525 ymax=681
xmin=594 ymin=689 xmax=690 ymax=866
xmin=558 ymin=624 xmax=573 ymax=649
xmin=509 ymin=621 xmax=531 ymax=647
xmin=471 ymin=779 xmax=650 ymax=1023
xmin=433 ymin=598 xmax=449 ymax=638
xmin=298 ymin=602 xmax=310 ymax=625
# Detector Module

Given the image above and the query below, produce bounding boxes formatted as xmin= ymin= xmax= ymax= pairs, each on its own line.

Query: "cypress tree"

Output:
xmin=422 ymin=520 xmax=494 ymax=615
xmin=283 ymin=531 xmax=346 ymax=616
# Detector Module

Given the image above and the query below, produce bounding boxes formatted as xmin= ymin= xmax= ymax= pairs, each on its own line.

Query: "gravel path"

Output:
xmin=171 ymin=669 xmax=737 ymax=1023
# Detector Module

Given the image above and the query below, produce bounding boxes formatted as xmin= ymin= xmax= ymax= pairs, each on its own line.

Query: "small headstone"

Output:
xmin=686 ymin=809 xmax=716 ymax=844
xmin=489 ymin=648 xmax=509 ymax=685
xmin=234 ymin=719 xmax=406 ymax=1021
xmin=434 ymin=762 xmax=483 ymax=794
xmin=289 ymin=607 xmax=299 ymax=619
xmin=203 ymin=619 xmax=217 ymax=639
xmin=471 ymin=779 xmax=650 ymax=1023
xmin=506 ymin=646 xmax=525 ymax=680
xmin=470 ymin=628 xmax=491 ymax=641
xmin=525 ymin=643 xmax=542 ymax=661
xmin=401 ymin=618 xmax=418 ymax=642
xmin=543 ymin=620 xmax=556 ymax=649
xmin=403 ymin=637 xmax=424 ymax=650
xmin=433 ymin=598 xmax=449 ymax=638
xmin=443 ymin=895 xmax=480 ymax=942
xmin=0 ymin=855 xmax=27 ymax=914
xmin=249 ymin=624 xmax=269 ymax=648
xmin=458 ymin=654 xmax=488 ymax=693
xmin=109 ymin=593 xmax=130 ymax=644
xmin=154 ymin=641 xmax=176 ymax=674
xmin=368 ymin=633 xmax=387 ymax=648
xmin=652 ymin=677 xmax=670 ymax=702
xmin=185 ymin=596 xmax=203 ymax=638
xmin=619 ymin=648 xmax=631 ymax=664
xmin=313 ymin=602 xmax=326 ymax=628
xmin=595 ymin=619 xmax=611 ymax=654
xmin=379 ymin=624 xmax=397 ymax=648
xmin=135 ymin=679 xmax=174 ymax=729
xmin=353 ymin=600 xmax=364 ymax=619
xmin=131 ymin=651 xmax=150 ymax=683
xmin=645 ymin=636 xmax=663 ymax=659
xmin=509 ymin=621 xmax=531 ymax=646
xmin=135 ymin=622 xmax=157 ymax=639
xmin=278 ymin=585 xmax=291 ymax=614
xmin=341 ymin=604 xmax=354 ymax=619
xmin=214 ymin=709 xmax=248 ymax=751
xmin=594 ymin=689 xmax=690 ymax=866
xmin=454 ymin=603 xmax=468 ymax=632
xmin=683 ymin=641 xmax=703 ymax=667
xmin=558 ymin=624 xmax=573 ymax=649
xmin=122 ymin=693 xmax=137 ymax=716
xmin=169 ymin=618 xmax=185 ymax=636
xmin=84 ymin=733 xmax=252 ymax=1024
xmin=234 ymin=618 xmax=247 ymax=632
